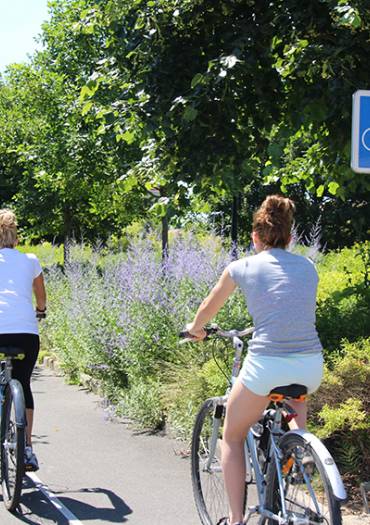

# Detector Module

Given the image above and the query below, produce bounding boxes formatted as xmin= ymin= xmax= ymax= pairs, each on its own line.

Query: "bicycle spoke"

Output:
xmin=192 ymin=400 xmax=231 ymax=524
xmin=266 ymin=434 xmax=342 ymax=525
xmin=1 ymin=383 xmax=26 ymax=511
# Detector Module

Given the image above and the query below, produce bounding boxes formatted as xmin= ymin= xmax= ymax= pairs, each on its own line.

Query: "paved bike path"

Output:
xmin=0 ymin=366 xmax=199 ymax=524
xmin=0 ymin=366 xmax=368 ymax=525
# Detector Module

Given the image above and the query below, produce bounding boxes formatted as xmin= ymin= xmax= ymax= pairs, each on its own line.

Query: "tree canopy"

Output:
xmin=1 ymin=0 xmax=369 ymax=250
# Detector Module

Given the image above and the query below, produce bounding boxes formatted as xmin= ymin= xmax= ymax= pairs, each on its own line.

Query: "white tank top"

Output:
xmin=0 ymin=248 xmax=42 ymax=335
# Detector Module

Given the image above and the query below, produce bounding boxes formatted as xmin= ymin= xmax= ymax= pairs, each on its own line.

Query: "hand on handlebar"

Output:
xmin=179 ymin=323 xmax=254 ymax=342
xmin=35 ymin=307 xmax=47 ymax=320
xmin=179 ymin=323 xmax=207 ymax=342
xmin=185 ymin=323 xmax=207 ymax=341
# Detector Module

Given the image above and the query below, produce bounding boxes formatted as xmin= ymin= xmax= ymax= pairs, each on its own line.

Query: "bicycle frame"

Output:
xmin=0 ymin=358 xmax=13 ymax=420
xmin=244 ymin=411 xmax=292 ymax=525
xmin=0 ymin=357 xmax=27 ymax=430
xmin=205 ymin=333 xmax=346 ymax=525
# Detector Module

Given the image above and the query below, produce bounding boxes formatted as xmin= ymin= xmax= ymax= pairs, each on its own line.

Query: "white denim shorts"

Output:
xmin=239 ymin=352 xmax=324 ymax=397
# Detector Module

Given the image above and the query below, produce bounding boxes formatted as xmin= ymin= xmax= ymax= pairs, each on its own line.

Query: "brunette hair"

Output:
xmin=252 ymin=195 xmax=295 ymax=249
xmin=0 ymin=209 xmax=18 ymax=249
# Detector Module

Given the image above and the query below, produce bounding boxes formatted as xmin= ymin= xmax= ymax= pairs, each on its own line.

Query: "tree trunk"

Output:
xmin=231 ymin=195 xmax=238 ymax=260
xmin=161 ymin=213 xmax=169 ymax=261
xmin=63 ymin=207 xmax=72 ymax=267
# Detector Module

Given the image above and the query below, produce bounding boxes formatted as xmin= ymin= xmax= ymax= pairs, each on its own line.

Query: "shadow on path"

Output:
xmin=57 ymin=487 xmax=132 ymax=522
xmin=1 ymin=477 xmax=132 ymax=524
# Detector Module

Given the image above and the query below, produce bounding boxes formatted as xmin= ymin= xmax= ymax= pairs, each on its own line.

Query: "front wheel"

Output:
xmin=265 ymin=433 xmax=342 ymax=525
xmin=191 ymin=398 xmax=249 ymax=525
xmin=1 ymin=381 xmax=26 ymax=511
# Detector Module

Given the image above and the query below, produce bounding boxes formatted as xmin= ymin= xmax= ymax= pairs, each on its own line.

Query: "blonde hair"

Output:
xmin=253 ymin=195 xmax=295 ymax=249
xmin=0 ymin=209 xmax=18 ymax=248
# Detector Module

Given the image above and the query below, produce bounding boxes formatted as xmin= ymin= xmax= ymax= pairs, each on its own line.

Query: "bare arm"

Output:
xmin=33 ymin=273 xmax=47 ymax=311
xmin=187 ymin=269 xmax=236 ymax=339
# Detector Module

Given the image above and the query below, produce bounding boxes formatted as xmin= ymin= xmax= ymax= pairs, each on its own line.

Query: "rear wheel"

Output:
xmin=191 ymin=398 xmax=249 ymax=525
xmin=1 ymin=383 xmax=26 ymax=511
xmin=265 ymin=433 xmax=342 ymax=525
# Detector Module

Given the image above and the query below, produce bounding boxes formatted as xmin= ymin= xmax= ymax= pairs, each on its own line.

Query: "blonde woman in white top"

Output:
xmin=0 ymin=209 xmax=47 ymax=471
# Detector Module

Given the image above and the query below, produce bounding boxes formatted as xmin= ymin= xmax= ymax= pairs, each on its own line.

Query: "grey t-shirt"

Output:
xmin=228 ymin=248 xmax=322 ymax=357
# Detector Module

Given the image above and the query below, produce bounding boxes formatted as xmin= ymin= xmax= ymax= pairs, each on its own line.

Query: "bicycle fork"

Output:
xmin=205 ymin=333 xmax=243 ymax=474
xmin=204 ymin=398 xmax=226 ymax=472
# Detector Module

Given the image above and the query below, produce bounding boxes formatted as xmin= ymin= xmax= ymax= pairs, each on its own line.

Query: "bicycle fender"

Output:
xmin=285 ymin=429 xmax=347 ymax=502
xmin=8 ymin=379 xmax=27 ymax=428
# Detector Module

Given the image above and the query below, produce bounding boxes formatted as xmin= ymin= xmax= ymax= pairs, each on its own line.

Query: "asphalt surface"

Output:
xmin=0 ymin=366 xmax=199 ymax=524
xmin=0 ymin=366 xmax=367 ymax=525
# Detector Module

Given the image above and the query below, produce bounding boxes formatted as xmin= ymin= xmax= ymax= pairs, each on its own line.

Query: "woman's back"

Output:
xmin=0 ymin=248 xmax=41 ymax=335
xmin=229 ymin=249 xmax=322 ymax=356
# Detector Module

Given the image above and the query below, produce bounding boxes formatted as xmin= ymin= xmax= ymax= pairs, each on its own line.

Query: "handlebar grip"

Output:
xmin=179 ymin=326 xmax=218 ymax=340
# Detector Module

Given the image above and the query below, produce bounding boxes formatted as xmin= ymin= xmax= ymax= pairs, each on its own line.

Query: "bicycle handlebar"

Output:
xmin=35 ymin=308 xmax=46 ymax=320
xmin=179 ymin=323 xmax=254 ymax=342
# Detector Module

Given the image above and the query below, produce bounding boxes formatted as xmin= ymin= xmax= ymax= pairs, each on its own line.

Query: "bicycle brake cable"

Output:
xmin=211 ymin=339 xmax=231 ymax=384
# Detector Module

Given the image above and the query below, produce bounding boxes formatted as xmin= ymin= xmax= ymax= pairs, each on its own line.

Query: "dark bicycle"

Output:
xmin=0 ymin=346 xmax=27 ymax=511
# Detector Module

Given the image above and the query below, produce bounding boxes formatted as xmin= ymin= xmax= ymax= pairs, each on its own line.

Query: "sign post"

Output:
xmin=351 ymin=90 xmax=370 ymax=173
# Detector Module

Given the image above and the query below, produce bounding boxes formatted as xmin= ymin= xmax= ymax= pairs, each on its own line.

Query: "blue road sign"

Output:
xmin=351 ymin=90 xmax=370 ymax=174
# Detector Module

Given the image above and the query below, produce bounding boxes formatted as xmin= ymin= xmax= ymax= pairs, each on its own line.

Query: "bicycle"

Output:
xmin=181 ymin=324 xmax=347 ymax=525
xmin=0 ymin=346 xmax=27 ymax=511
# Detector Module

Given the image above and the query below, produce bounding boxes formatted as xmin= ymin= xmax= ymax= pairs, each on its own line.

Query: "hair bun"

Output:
xmin=252 ymin=195 xmax=295 ymax=249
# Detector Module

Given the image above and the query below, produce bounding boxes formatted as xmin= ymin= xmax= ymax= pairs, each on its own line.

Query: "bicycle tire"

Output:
xmin=265 ymin=433 xmax=342 ymax=525
xmin=191 ymin=398 xmax=248 ymax=525
xmin=1 ymin=381 xmax=26 ymax=511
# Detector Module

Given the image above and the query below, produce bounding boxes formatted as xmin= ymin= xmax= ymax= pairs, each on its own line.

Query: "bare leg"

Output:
xmin=286 ymin=400 xmax=307 ymax=429
xmin=221 ymin=381 xmax=268 ymax=524
xmin=26 ymin=409 xmax=34 ymax=446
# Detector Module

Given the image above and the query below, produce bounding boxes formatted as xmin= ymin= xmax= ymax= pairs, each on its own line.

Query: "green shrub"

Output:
xmin=309 ymin=338 xmax=370 ymax=479
xmin=163 ymin=340 xmax=233 ymax=438
xmin=118 ymin=378 xmax=165 ymax=431
xmin=38 ymin=237 xmax=369 ymax=492
xmin=317 ymin=244 xmax=370 ymax=360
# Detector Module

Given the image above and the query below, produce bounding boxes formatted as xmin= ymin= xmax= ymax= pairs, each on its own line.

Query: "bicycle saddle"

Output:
xmin=0 ymin=346 xmax=25 ymax=358
xmin=268 ymin=384 xmax=307 ymax=402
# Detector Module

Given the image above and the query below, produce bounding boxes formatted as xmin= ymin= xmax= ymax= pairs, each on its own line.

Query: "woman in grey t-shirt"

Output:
xmin=186 ymin=195 xmax=323 ymax=525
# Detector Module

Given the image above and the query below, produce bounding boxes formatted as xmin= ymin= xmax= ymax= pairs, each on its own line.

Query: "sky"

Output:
xmin=0 ymin=0 xmax=50 ymax=72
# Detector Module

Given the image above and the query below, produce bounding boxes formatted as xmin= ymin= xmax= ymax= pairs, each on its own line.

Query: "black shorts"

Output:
xmin=0 ymin=333 xmax=40 ymax=409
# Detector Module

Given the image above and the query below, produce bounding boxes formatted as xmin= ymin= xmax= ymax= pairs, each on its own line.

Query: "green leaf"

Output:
xmin=149 ymin=197 xmax=169 ymax=218
xmin=82 ymin=23 xmax=95 ymax=35
xmin=116 ymin=130 xmax=135 ymax=144
xmin=191 ymin=73 xmax=204 ymax=89
xmin=334 ymin=5 xmax=362 ymax=29
xmin=328 ymin=181 xmax=339 ymax=195
xmin=81 ymin=101 xmax=93 ymax=116
xmin=305 ymin=101 xmax=327 ymax=122
xmin=267 ymin=143 xmax=282 ymax=163
xmin=183 ymin=106 xmax=198 ymax=122
xmin=118 ymin=174 xmax=139 ymax=193
xmin=80 ymin=85 xmax=93 ymax=101
xmin=317 ymin=184 xmax=325 ymax=197
xmin=135 ymin=16 xmax=145 ymax=30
